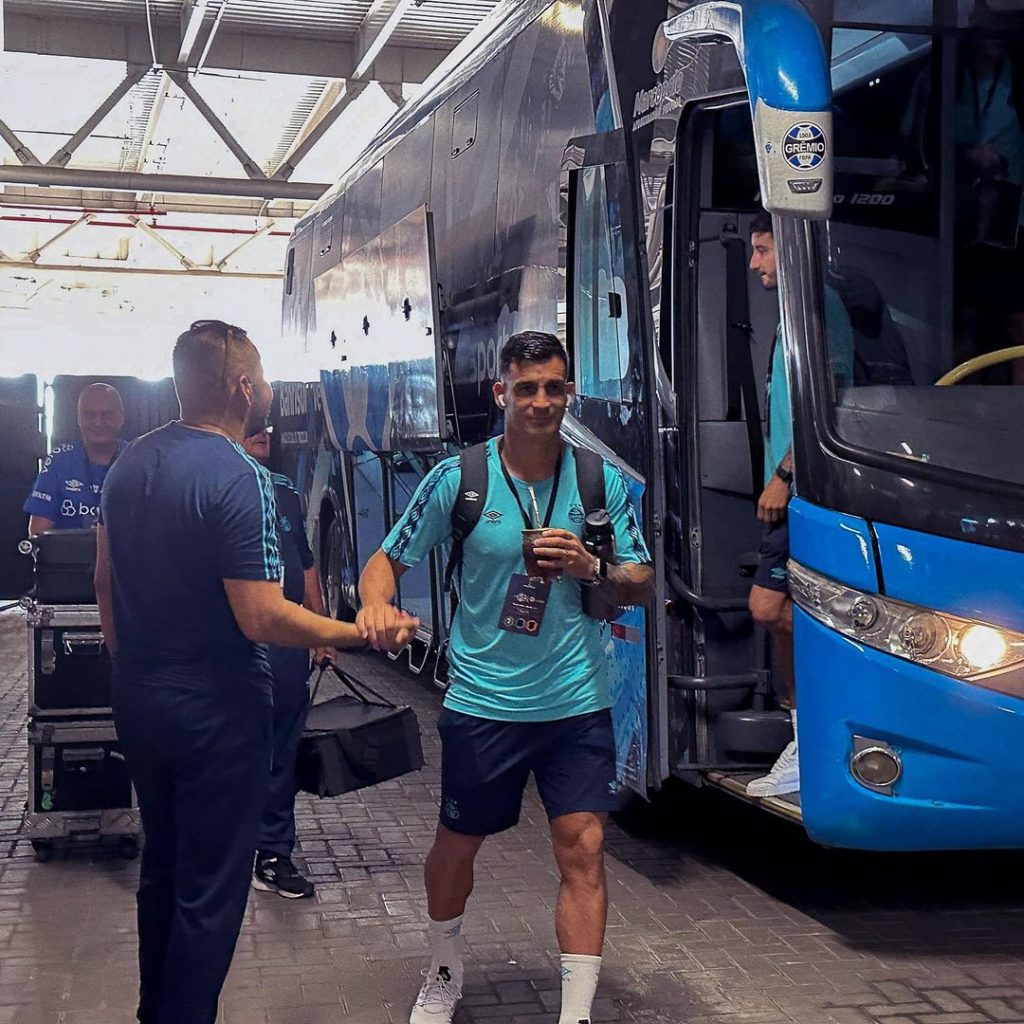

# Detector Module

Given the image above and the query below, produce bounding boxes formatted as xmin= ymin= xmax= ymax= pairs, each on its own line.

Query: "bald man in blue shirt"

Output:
xmin=96 ymin=321 xmax=417 ymax=1024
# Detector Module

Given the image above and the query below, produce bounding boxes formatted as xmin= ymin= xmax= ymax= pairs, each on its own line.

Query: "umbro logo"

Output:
xmin=463 ymin=490 xmax=480 ymax=502
xmin=65 ymin=479 xmax=83 ymax=493
xmin=482 ymin=509 xmax=503 ymax=522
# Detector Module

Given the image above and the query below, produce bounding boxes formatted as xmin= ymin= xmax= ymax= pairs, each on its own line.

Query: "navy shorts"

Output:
xmin=753 ymin=518 xmax=790 ymax=593
xmin=437 ymin=708 xmax=619 ymax=836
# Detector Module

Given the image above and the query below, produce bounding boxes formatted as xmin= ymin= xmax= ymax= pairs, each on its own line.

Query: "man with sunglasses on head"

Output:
xmin=358 ymin=331 xmax=654 ymax=1024
xmin=95 ymin=320 xmax=418 ymax=1024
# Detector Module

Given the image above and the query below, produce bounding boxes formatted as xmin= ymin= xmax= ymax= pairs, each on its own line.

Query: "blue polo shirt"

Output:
xmin=269 ymin=472 xmax=314 ymax=606
xmin=765 ymin=286 xmax=855 ymax=484
xmin=24 ymin=441 xmax=128 ymax=528
xmin=382 ymin=438 xmax=651 ymax=722
xmin=100 ymin=422 xmax=281 ymax=702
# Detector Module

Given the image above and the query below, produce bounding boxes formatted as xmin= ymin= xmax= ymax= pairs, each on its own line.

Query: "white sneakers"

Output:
xmin=409 ymin=963 xmax=463 ymax=1024
xmin=746 ymin=738 xmax=800 ymax=797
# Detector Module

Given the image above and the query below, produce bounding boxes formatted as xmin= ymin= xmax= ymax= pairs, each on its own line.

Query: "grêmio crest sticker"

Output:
xmin=783 ymin=122 xmax=827 ymax=171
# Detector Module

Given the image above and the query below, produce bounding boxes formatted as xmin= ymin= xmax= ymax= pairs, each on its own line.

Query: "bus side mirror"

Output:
xmin=752 ymin=102 xmax=834 ymax=220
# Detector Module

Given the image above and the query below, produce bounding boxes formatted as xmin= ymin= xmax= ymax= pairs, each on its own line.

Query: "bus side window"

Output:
xmin=285 ymin=246 xmax=296 ymax=297
xmin=572 ymin=165 xmax=633 ymax=403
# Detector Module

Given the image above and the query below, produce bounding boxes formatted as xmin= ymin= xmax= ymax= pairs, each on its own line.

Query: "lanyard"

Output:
xmin=497 ymin=440 xmax=563 ymax=529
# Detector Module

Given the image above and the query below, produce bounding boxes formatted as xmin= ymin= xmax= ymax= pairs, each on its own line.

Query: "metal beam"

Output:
xmin=271 ymin=81 xmax=368 ymax=181
xmin=178 ymin=0 xmax=212 ymax=64
xmin=355 ymin=0 xmax=416 ymax=79
xmin=194 ymin=0 xmax=231 ymax=74
xmin=25 ymin=213 xmax=94 ymax=264
xmin=215 ymin=218 xmax=275 ymax=270
xmin=4 ymin=12 xmax=446 ymax=81
xmin=0 ymin=261 xmax=280 ymax=280
xmin=0 ymin=164 xmax=329 ymax=201
xmin=165 ymin=70 xmax=265 ymax=179
xmin=49 ymin=65 xmax=152 ymax=167
xmin=135 ymin=72 xmax=171 ymax=172
xmin=127 ymin=214 xmax=197 ymax=269
xmin=0 ymin=117 xmax=41 ymax=166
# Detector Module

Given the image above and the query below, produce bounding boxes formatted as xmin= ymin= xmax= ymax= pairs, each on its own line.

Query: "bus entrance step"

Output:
xmin=706 ymin=770 xmax=803 ymax=824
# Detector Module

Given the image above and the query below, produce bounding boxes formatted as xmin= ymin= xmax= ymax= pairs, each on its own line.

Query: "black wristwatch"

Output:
xmin=775 ymin=465 xmax=793 ymax=486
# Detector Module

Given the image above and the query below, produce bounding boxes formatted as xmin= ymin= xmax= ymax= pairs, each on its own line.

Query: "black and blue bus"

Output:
xmin=279 ymin=0 xmax=1024 ymax=850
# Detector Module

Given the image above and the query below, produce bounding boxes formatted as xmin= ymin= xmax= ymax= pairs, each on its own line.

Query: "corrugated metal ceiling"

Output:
xmin=1 ymin=0 xmax=509 ymax=217
xmin=5 ymin=0 xmax=501 ymax=46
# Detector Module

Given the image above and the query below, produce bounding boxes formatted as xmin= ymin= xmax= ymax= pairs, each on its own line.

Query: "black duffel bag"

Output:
xmin=22 ymin=528 xmax=97 ymax=604
xmin=297 ymin=662 xmax=424 ymax=798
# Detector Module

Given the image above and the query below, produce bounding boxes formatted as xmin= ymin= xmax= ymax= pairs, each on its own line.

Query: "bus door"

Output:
xmin=666 ymin=100 xmax=795 ymax=791
xmin=561 ymin=128 xmax=669 ymax=795
xmin=656 ymin=0 xmax=835 ymax=812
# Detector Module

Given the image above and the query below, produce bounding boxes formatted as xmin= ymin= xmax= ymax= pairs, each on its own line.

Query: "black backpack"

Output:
xmin=443 ymin=441 xmax=607 ymax=594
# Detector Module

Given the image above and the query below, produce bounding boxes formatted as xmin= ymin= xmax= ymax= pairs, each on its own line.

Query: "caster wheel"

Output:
xmin=118 ymin=837 xmax=139 ymax=860
xmin=31 ymin=840 xmax=54 ymax=863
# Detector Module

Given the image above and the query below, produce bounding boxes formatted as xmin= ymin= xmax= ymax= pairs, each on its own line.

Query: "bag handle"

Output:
xmin=309 ymin=659 xmax=397 ymax=709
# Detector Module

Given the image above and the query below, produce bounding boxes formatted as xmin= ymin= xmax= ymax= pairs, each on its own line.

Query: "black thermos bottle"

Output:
xmin=581 ymin=510 xmax=620 ymax=620
xmin=582 ymin=509 xmax=615 ymax=563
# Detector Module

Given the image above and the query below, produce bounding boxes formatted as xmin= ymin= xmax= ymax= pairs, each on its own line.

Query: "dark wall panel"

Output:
xmin=0 ymin=376 xmax=42 ymax=598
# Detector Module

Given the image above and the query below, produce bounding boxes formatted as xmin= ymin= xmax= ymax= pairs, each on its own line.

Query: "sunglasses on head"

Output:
xmin=189 ymin=319 xmax=248 ymax=384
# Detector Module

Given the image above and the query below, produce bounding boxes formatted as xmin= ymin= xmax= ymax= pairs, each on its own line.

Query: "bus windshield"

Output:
xmin=817 ymin=27 xmax=1024 ymax=487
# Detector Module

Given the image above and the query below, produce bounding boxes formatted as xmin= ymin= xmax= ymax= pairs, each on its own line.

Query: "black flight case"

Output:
xmin=23 ymin=601 xmax=140 ymax=861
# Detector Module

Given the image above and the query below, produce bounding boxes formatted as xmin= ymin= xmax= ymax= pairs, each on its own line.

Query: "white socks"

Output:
xmin=428 ymin=915 xmax=465 ymax=985
xmin=426 ymin=920 xmax=599 ymax=1020
xmin=558 ymin=953 xmax=602 ymax=1024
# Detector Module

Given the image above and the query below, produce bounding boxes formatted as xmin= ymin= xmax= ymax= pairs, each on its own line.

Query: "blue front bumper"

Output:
xmin=797 ymin=611 xmax=1024 ymax=850
xmin=790 ymin=498 xmax=1024 ymax=851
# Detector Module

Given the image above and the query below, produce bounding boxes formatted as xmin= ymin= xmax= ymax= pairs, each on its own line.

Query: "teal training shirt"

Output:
xmin=765 ymin=286 xmax=854 ymax=484
xmin=382 ymin=437 xmax=651 ymax=722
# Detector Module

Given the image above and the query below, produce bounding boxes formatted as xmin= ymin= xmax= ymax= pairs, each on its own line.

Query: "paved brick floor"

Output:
xmin=4 ymin=608 xmax=1024 ymax=1024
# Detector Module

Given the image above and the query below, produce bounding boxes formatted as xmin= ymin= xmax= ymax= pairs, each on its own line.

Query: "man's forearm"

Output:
xmin=358 ymin=549 xmax=400 ymax=608
xmin=597 ymin=562 xmax=654 ymax=607
xmin=258 ymin=599 xmax=362 ymax=648
xmin=302 ymin=566 xmax=327 ymax=616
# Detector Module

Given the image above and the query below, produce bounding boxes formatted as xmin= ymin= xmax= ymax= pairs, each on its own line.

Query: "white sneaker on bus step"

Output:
xmin=746 ymin=739 xmax=800 ymax=797
xmin=409 ymin=963 xmax=463 ymax=1024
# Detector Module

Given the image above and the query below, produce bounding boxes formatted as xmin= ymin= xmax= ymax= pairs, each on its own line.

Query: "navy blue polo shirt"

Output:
xmin=269 ymin=472 xmax=314 ymax=606
xmin=24 ymin=441 xmax=128 ymax=528
xmin=100 ymin=422 xmax=281 ymax=703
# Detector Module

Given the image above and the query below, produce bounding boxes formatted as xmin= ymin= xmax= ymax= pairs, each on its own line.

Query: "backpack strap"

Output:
xmin=573 ymin=445 xmax=606 ymax=516
xmin=443 ymin=442 xmax=489 ymax=592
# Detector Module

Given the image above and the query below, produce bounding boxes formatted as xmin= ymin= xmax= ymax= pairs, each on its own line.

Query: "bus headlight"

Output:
xmin=788 ymin=561 xmax=1024 ymax=681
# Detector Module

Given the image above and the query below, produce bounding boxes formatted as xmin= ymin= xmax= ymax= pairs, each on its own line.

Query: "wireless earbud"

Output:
xmin=496 ymin=395 xmax=507 ymax=409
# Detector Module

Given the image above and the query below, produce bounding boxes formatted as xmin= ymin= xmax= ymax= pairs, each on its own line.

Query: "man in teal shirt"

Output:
xmin=358 ymin=332 xmax=653 ymax=1024
xmin=746 ymin=211 xmax=854 ymax=798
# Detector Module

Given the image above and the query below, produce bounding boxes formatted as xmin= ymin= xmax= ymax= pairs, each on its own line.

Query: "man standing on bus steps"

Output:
xmin=746 ymin=212 xmax=854 ymax=798
xmin=25 ymin=382 xmax=127 ymax=534
xmin=95 ymin=320 xmax=419 ymax=1024
xmin=242 ymin=426 xmax=334 ymax=900
xmin=357 ymin=332 xmax=654 ymax=1024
